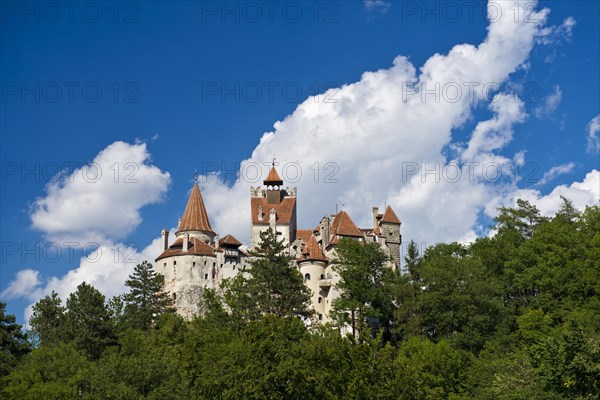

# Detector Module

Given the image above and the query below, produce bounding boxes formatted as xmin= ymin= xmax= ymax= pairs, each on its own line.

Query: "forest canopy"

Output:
xmin=1 ymin=199 xmax=598 ymax=399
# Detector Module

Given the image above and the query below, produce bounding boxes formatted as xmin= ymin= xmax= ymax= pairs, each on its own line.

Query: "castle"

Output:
xmin=156 ymin=163 xmax=402 ymax=322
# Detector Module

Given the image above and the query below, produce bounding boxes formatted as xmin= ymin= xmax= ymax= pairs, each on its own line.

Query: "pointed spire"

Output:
xmin=381 ymin=205 xmax=401 ymax=224
xmin=263 ymin=158 xmax=283 ymax=186
xmin=176 ymin=184 xmax=215 ymax=235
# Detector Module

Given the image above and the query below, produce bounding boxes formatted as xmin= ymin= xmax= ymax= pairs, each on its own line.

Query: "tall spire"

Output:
xmin=263 ymin=158 xmax=283 ymax=186
xmin=176 ymin=184 xmax=215 ymax=235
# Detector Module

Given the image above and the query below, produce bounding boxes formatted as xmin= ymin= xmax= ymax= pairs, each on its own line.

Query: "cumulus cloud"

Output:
xmin=199 ymin=0 xmax=560 ymax=247
xmin=587 ymin=115 xmax=600 ymax=154
xmin=6 ymin=235 xmax=168 ymax=326
xmin=501 ymin=170 xmax=599 ymax=218
xmin=30 ymin=141 xmax=171 ymax=245
xmin=1 ymin=270 xmax=42 ymax=301
xmin=535 ymin=162 xmax=576 ymax=187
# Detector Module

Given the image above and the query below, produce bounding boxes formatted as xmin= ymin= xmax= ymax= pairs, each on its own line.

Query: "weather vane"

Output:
xmin=194 ymin=168 xmax=198 ymax=184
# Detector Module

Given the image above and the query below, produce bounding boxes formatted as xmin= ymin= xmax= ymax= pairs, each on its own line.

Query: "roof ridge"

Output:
xmin=331 ymin=210 xmax=363 ymax=237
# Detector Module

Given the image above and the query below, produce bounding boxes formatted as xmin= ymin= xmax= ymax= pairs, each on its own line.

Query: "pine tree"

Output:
xmin=123 ymin=261 xmax=172 ymax=330
xmin=224 ymin=229 xmax=312 ymax=321
xmin=29 ymin=291 xmax=66 ymax=346
xmin=64 ymin=282 xmax=115 ymax=360
xmin=0 ymin=302 xmax=30 ymax=377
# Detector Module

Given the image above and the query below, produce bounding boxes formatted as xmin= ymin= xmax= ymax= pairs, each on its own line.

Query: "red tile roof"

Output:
xmin=251 ymin=197 xmax=296 ymax=225
xmin=331 ymin=211 xmax=363 ymax=237
xmin=155 ymin=236 xmax=217 ymax=261
xmin=263 ymin=165 xmax=283 ymax=186
xmin=176 ymin=184 xmax=215 ymax=235
xmin=219 ymin=234 xmax=242 ymax=247
xmin=295 ymin=229 xmax=313 ymax=243
xmin=299 ymin=234 xmax=328 ymax=262
xmin=381 ymin=205 xmax=401 ymax=224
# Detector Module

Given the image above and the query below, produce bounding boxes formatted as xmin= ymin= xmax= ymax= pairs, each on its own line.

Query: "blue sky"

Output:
xmin=1 ymin=0 xmax=599 ymax=324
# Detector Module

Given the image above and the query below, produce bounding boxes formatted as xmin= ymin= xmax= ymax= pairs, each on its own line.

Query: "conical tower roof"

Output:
xmin=176 ymin=184 xmax=215 ymax=235
xmin=263 ymin=163 xmax=283 ymax=186
xmin=381 ymin=205 xmax=401 ymax=224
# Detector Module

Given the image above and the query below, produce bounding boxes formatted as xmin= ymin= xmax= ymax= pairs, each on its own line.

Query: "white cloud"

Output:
xmin=364 ymin=0 xmax=391 ymax=14
xmin=11 ymin=236 xmax=166 ymax=327
xmin=587 ymin=115 xmax=600 ymax=154
xmin=535 ymin=162 xmax=576 ymax=187
xmin=1 ymin=270 xmax=41 ymax=301
xmin=501 ymin=170 xmax=599 ymax=218
xmin=514 ymin=151 xmax=526 ymax=167
xmin=30 ymin=141 xmax=171 ymax=245
xmin=199 ymin=0 xmax=554 ymax=247
xmin=537 ymin=16 xmax=576 ymax=45
xmin=534 ymin=85 xmax=562 ymax=118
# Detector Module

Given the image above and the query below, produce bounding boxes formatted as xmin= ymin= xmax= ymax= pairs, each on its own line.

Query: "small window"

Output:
xmin=172 ymin=293 xmax=176 ymax=300
xmin=204 ymin=273 xmax=208 ymax=279
xmin=193 ymin=261 xmax=196 ymax=266
xmin=318 ymin=314 xmax=323 ymax=321
xmin=163 ymin=262 xmax=166 ymax=267
xmin=304 ymin=273 xmax=311 ymax=281
xmin=173 ymin=260 xmax=176 ymax=265
xmin=320 ymin=274 xmax=324 ymax=279
xmin=318 ymin=297 xmax=322 ymax=304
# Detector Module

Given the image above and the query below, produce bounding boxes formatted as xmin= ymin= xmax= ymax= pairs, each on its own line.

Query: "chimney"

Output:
xmin=269 ymin=208 xmax=277 ymax=231
xmin=372 ymin=207 xmax=379 ymax=229
xmin=320 ymin=216 xmax=330 ymax=247
xmin=182 ymin=233 xmax=189 ymax=253
xmin=161 ymin=229 xmax=169 ymax=251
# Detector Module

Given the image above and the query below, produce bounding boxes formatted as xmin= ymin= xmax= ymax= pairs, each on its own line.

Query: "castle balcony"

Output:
xmin=318 ymin=276 xmax=332 ymax=288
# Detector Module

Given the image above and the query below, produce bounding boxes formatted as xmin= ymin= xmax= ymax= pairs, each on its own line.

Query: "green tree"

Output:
xmin=223 ymin=229 xmax=312 ymax=321
xmin=495 ymin=199 xmax=547 ymax=238
xmin=331 ymin=238 xmax=396 ymax=341
xmin=2 ymin=343 xmax=86 ymax=400
xmin=417 ymin=243 xmax=505 ymax=352
xmin=0 ymin=302 xmax=30 ymax=377
xmin=64 ymin=282 xmax=115 ymax=360
xmin=28 ymin=291 xmax=65 ymax=346
xmin=123 ymin=261 xmax=172 ymax=331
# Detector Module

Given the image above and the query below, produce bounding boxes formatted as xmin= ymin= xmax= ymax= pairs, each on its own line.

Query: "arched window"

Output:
xmin=304 ymin=273 xmax=311 ymax=281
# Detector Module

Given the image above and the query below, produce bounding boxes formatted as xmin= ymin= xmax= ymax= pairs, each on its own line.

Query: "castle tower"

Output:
xmin=250 ymin=162 xmax=297 ymax=247
xmin=155 ymin=183 xmax=222 ymax=319
xmin=378 ymin=205 xmax=402 ymax=266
